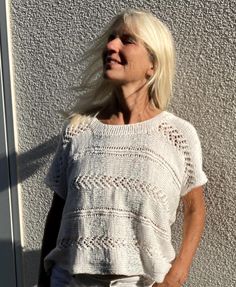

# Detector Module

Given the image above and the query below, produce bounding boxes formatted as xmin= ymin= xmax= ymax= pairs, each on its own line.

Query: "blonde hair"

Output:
xmin=63 ymin=8 xmax=175 ymax=123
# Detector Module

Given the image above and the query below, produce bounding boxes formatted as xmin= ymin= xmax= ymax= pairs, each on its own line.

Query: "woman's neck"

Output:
xmin=98 ymin=86 xmax=162 ymax=125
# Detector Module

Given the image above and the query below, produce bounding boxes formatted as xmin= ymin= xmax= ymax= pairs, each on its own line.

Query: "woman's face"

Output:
xmin=102 ymin=26 xmax=154 ymax=87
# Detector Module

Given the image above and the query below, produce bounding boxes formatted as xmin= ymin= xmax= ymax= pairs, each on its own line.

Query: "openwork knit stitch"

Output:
xmin=57 ymin=235 xmax=165 ymax=257
xmin=157 ymin=121 xmax=197 ymax=193
xmin=44 ymin=111 xmax=207 ymax=283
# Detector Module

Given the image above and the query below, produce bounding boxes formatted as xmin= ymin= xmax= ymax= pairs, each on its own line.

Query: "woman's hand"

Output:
xmin=152 ymin=257 xmax=189 ymax=287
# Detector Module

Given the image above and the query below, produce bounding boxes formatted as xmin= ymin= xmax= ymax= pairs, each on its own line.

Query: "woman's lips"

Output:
xmin=104 ymin=58 xmax=123 ymax=69
xmin=106 ymin=57 xmax=122 ymax=65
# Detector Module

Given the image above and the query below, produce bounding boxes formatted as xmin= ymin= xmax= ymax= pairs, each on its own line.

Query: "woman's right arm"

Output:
xmin=38 ymin=192 xmax=65 ymax=287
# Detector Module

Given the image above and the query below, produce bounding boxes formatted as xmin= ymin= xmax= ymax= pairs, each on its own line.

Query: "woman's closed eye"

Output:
xmin=120 ymin=35 xmax=136 ymax=45
xmin=107 ymin=33 xmax=136 ymax=45
xmin=107 ymin=33 xmax=117 ymax=42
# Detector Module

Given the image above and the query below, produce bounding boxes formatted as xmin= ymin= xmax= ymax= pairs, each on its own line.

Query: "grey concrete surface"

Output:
xmin=10 ymin=0 xmax=235 ymax=286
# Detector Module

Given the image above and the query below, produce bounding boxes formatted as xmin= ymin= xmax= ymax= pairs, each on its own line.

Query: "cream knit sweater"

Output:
xmin=44 ymin=110 xmax=207 ymax=283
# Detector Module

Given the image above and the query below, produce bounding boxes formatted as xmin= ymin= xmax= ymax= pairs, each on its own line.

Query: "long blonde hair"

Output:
xmin=63 ymin=8 xmax=175 ymax=123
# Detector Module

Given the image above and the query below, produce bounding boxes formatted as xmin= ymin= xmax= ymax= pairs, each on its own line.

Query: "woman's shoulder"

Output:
xmin=163 ymin=111 xmax=200 ymax=141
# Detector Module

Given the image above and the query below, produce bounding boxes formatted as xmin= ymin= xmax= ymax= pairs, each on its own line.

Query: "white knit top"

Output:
xmin=44 ymin=110 xmax=208 ymax=283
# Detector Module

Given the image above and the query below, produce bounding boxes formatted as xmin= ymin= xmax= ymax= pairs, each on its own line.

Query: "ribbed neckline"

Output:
xmin=90 ymin=110 xmax=170 ymax=135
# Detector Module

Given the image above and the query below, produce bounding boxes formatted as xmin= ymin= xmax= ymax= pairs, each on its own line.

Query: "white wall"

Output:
xmin=10 ymin=0 xmax=235 ymax=286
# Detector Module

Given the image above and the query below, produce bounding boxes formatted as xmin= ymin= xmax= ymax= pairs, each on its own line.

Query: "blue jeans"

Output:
xmin=50 ymin=265 xmax=156 ymax=287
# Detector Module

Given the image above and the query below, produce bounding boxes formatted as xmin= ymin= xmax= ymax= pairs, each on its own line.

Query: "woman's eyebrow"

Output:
xmin=120 ymin=32 xmax=137 ymax=39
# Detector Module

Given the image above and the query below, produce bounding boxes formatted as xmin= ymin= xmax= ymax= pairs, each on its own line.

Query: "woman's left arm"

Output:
xmin=154 ymin=185 xmax=206 ymax=287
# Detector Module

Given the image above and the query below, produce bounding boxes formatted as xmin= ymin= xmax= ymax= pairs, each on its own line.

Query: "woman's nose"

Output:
xmin=106 ymin=37 xmax=122 ymax=52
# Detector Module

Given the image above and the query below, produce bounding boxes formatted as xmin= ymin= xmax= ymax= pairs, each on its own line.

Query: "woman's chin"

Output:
xmin=103 ymin=73 xmax=123 ymax=85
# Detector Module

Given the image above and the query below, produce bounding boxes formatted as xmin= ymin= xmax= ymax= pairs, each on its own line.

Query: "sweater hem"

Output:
xmin=44 ymin=246 xmax=173 ymax=283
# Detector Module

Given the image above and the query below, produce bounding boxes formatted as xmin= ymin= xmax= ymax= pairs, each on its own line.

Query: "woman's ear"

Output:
xmin=146 ymin=65 xmax=154 ymax=78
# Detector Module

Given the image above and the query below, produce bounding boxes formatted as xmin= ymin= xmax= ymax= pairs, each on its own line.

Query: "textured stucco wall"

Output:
xmin=10 ymin=0 xmax=235 ymax=286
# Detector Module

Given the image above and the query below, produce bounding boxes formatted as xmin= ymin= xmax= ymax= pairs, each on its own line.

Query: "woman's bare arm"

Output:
xmin=38 ymin=193 xmax=65 ymax=287
xmin=154 ymin=185 xmax=206 ymax=287
xmin=176 ymin=185 xmax=206 ymax=266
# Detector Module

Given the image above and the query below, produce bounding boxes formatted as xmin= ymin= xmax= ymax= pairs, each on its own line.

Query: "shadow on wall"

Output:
xmin=0 ymin=134 xmax=59 ymax=192
xmin=0 ymin=135 xmax=60 ymax=286
xmin=0 ymin=240 xmax=40 ymax=287
xmin=24 ymin=247 xmax=41 ymax=287
xmin=18 ymin=134 xmax=59 ymax=186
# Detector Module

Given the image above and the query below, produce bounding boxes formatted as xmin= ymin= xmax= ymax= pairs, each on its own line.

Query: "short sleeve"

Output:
xmin=180 ymin=125 xmax=208 ymax=196
xmin=44 ymin=121 xmax=71 ymax=200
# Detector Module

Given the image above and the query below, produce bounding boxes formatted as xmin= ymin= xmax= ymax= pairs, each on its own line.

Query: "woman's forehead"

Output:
xmin=110 ymin=21 xmax=138 ymax=36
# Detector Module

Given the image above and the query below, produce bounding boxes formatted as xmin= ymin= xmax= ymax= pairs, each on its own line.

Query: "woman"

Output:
xmin=38 ymin=8 xmax=207 ymax=287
